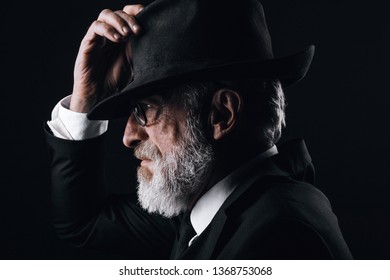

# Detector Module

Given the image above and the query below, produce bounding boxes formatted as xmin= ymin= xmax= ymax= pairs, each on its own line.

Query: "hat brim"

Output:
xmin=87 ymin=45 xmax=315 ymax=120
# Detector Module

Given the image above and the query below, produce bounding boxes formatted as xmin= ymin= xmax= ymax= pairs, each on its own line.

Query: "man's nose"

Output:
xmin=123 ymin=114 xmax=148 ymax=148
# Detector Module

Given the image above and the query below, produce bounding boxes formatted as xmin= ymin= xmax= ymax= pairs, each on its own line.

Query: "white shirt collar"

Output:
xmin=190 ymin=145 xmax=278 ymax=238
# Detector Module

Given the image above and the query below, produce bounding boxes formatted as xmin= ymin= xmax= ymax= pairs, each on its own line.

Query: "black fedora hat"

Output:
xmin=88 ymin=0 xmax=315 ymax=120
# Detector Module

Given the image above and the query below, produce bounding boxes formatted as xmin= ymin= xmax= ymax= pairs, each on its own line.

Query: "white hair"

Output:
xmin=135 ymin=87 xmax=214 ymax=218
xmin=134 ymin=79 xmax=286 ymax=217
xmin=183 ymin=79 xmax=287 ymax=146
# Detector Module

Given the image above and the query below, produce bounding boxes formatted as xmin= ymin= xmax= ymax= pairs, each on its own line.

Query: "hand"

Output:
xmin=70 ymin=5 xmax=144 ymax=113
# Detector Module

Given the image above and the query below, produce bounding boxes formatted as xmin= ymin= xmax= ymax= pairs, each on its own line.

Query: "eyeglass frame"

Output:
xmin=131 ymin=97 xmax=167 ymax=127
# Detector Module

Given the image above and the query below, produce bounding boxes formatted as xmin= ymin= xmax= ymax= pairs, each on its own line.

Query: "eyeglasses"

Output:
xmin=131 ymin=101 xmax=154 ymax=127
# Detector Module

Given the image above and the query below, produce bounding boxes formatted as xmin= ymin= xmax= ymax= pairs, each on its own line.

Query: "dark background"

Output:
xmin=0 ymin=0 xmax=389 ymax=259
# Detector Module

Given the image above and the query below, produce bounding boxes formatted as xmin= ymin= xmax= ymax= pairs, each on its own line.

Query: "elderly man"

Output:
xmin=45 ymin=0 xmax=352 ymax=259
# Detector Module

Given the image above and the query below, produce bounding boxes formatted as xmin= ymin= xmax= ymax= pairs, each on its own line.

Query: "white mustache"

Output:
xmin=134 ymin=141 xmax=162 ymax=161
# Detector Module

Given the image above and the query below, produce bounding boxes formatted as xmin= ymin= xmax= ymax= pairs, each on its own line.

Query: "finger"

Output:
xmin=97 ymin=9 xmax=132 ymax=37
xmin=123 ymin=4 xmax=144 ymax=15
xmin=115 ymin=10 xmax=141 ymax=35
xmin=85 ymin=20 xmax=124 ymax=44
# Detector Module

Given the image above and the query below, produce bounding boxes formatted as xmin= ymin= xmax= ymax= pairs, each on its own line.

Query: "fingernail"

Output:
xmin=138 ymin=7 xmax=144 ymax=12
xmin=123 ymin=26 xmax=130 ymax=34
xmin=132 ymin=25 xmax=141 ymax=34
xmin=113 ymin=33 xmax=121 ymax=40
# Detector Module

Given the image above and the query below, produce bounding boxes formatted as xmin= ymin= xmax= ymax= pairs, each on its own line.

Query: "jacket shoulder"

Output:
xmin=219 ymin=178 xmax=352 ymax=259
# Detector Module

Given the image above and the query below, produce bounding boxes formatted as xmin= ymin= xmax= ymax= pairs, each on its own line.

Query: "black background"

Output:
xmin=0 ymin=0 xmax=389 ymax=259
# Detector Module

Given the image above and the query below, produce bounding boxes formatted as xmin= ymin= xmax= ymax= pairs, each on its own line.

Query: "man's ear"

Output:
xmin=209 ymin=89 xmax=242 ymax=140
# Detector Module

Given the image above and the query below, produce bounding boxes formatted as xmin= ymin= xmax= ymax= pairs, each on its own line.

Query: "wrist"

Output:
xmin=70 ymin=85 xmax=98 ymax=113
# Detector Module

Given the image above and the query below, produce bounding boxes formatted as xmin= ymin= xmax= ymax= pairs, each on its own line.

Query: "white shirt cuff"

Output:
xmin=47 ymin=96 xmax=108 ymax=140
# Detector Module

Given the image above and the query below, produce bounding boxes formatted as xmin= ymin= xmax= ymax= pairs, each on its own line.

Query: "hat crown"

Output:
xmin=87 ymin=0 xmax=315 ymax=120
xmin=131 ymin=0 xmax=273 ymax=82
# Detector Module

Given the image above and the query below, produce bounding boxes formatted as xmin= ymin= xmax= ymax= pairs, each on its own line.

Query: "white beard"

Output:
xmin=134 ymin=122 xmax=214 ymax=218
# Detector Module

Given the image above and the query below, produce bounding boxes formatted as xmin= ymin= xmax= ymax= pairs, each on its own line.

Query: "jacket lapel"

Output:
xmin=179 ymin=210 xmax=228 ymax=259
xmin=174 ymin=162 xmax=271 ymax=259
xmin=173 ymin=139 xmax=313 ymax=259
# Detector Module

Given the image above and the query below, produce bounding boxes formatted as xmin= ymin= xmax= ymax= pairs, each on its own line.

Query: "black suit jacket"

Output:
xmin=45 ymin=128 xmax=352 ymax=259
